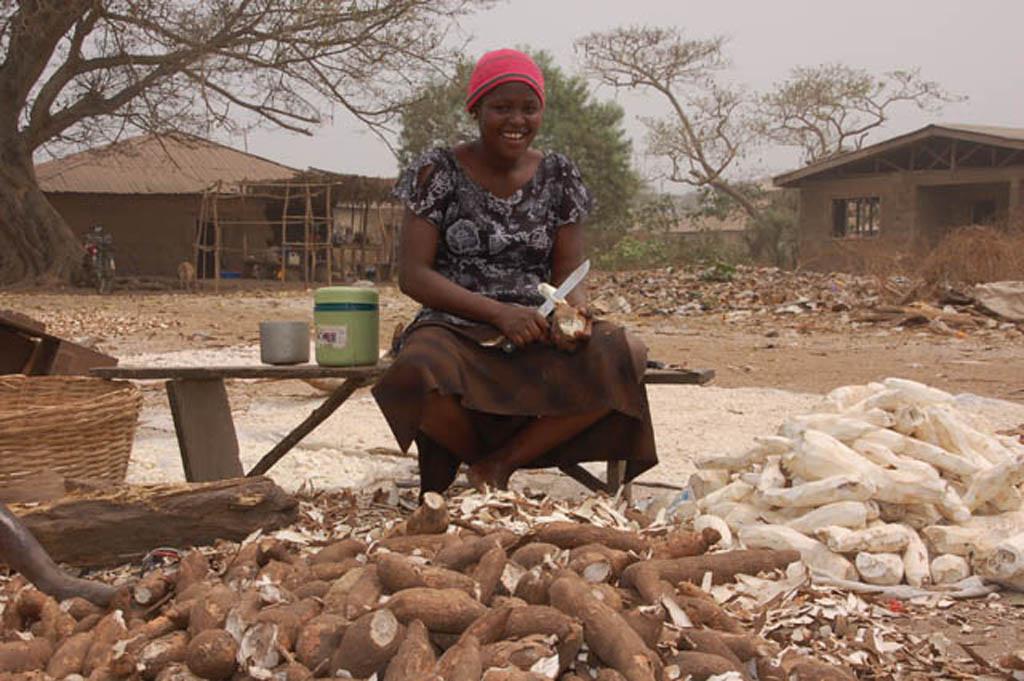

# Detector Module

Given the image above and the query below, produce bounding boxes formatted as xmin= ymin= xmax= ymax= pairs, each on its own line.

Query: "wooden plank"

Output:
xmin=247 ymin=376 xmax=371 ymax=476
xmin=93 ymin=363 xmax=388 ymax=380
xmin=91 ymin=364 xmax=709 ymax=384
xmin=642 ymin=368 xmax=715 ymax=385
xmin=0 ymin=327 xmax=37 ymax=374
xmin=605 ymin=460 xmax=626 ymax=493
xmin=0 ymin=310 xmax=46 ymax=335
xmin=166 ymin=379 xmax=243 ymax=482
xmin=47 ymin=340 xmax=117 ymax=376
xmin=23 ymin=337 xmax=60 ymax=375
xmin=558 ymin=463 xmax=607 ymax=493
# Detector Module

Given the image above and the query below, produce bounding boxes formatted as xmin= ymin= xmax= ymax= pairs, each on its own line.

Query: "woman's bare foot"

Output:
xmin=467 ymin=460 xmax=512 ymax=492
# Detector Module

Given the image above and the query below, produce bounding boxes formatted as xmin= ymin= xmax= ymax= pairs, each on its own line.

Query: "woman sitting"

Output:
xmin=372 ymin=49 xmax=657 ymax=492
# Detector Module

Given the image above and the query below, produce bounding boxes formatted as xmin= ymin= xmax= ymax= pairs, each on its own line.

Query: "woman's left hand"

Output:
xmin=550 ymin=302 xmax=593 ymax=352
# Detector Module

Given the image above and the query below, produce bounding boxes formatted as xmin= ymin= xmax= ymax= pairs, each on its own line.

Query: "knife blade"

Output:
xmin=501 ymin=258 xmax=590 ymax=352
xmin=537 ymin=258 xmax=590 ymax=318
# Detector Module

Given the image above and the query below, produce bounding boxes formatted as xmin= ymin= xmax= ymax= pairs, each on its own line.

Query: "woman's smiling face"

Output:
xmin=475 ymin=81 xmax=543 ymax=160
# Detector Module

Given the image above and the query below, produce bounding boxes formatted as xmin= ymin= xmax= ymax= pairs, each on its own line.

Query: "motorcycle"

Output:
xmin=83 ymin=237 xmax=115 ymax=294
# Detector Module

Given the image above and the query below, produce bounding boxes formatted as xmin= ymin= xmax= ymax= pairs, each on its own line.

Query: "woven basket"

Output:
xmin=0 ymin=375 xmax=142 ymax=484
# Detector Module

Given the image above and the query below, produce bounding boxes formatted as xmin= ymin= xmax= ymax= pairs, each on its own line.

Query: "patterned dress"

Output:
xmin=373 ymin=147 xmax=657 ymax=493
xmin=393 ymin=147 xmax=593 ymax=328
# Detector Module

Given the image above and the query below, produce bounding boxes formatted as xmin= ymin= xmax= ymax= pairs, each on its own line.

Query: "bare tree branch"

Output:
xmin=758 ymin=63 xmax=965 ymax=163
xmin=0 ymin=0 xmax=491 ymax=284
xmin=576 ymin=26 xmax=763 ymax=224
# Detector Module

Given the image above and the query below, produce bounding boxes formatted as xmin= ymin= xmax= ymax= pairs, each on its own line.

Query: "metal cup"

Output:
xmin=259 ymin=321 xmax=310 ymax=365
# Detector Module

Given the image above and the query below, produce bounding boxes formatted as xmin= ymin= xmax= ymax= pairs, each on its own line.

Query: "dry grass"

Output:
xmin=920 ymin=225 xmax=1024 ymax=288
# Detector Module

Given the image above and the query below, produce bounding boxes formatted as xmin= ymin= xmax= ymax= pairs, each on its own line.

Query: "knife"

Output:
xmin=501 ymin=259 xmax=591 ymax=353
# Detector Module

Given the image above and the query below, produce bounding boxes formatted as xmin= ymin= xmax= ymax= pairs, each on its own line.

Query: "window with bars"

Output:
xmin=832 ymin=197 xmax=881 ymax=238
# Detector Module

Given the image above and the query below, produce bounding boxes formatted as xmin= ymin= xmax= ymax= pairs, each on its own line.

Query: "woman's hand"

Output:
xmin=492 ymin=303 xmax=549 ymax=348
xmin=550 ymin=302 xmax=593 ymax=353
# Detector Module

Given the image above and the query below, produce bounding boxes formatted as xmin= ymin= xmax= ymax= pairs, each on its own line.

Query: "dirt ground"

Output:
xmin=3 ymin=280 xmax=1024 ymax=677
xmin=3 ymin=281 xmax=1022 ymax=403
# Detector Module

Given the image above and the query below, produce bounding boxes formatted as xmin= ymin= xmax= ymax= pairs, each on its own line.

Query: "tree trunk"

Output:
xmin=0 ymin=135 xmax=79 ymax=285
xmin=10 ymin=476 xmax=298 ymax=568
xmin=709 ymin=179 xmax=764 ymax=227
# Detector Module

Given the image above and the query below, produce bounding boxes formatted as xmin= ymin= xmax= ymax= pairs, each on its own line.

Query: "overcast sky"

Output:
xmin=238 ymin=0 xmax=1023 ymax=186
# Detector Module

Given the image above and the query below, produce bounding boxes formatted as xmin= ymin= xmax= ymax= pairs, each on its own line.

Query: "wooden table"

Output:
xmin=91 ymin=363 xmax=714 ymax=495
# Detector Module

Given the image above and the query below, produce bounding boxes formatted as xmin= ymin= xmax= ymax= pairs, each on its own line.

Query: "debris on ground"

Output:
xmin=2 ymin=483 xmax=1023 ymax=680
xmin=589 ymin=267 xmax=1023 ymax=338
xmin=691 ymin=376 xmax=1024 ymax=598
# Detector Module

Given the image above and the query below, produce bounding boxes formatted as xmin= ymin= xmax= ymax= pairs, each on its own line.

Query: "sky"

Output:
xmin=238 ymin=0 xmax=1024 ymax=187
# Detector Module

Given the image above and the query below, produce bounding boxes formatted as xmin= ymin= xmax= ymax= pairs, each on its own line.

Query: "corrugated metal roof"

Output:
xmin=36 ymin=134 xmax=301 ymax=194
xmin=774 ymin=123 xmax=1024 ymax=187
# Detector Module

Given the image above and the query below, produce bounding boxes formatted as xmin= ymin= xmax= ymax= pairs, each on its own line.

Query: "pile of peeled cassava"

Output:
xmin=0 ymin=491 xmax=862 ymax=681
xmin=691 ymin=377 xmax=1024 ymax=591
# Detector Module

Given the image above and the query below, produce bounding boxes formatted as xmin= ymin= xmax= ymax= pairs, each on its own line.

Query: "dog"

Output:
xmin=177 ymin=261 xmax=196 ymax=292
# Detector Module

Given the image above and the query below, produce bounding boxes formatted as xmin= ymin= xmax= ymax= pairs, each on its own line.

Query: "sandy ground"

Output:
xmin=3 ymin=283 xmax=1023 ymax=497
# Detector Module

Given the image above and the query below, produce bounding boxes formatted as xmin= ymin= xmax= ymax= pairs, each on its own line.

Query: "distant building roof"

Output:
xmin=36 ymin=134 xmax=301 ymax=194
xmin=773 ymin=123 xmax=1024 ymax=187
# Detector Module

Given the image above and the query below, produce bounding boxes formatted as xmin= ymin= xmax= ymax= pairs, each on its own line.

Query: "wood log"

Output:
xmin=10 ymin=477 xmax=297 ymax=567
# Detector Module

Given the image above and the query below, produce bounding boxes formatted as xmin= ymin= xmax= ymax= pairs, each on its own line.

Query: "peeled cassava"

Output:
xmin=756 ymin=456 xmax=786 ymax=493
xmin=784 ymin=502 xmax=873 ymax=536
xmin=789 ymin=431 xmax=959 ymax=506
xmin=882 ymin=378 xmax=954 ymax=407
xmin=824 ymin=383 xmax=883 ymax=412
xmin=924 ymin=407 xmax=1012 ymax=467
xmin=875 ymin=502 xmax=942 ymax=530
xmin=902 ymin=527 xmax=931 ymax=587
xmin=778 ymin=414 xmax=881 ymax=443
xmin=931 ymin=554 xmax=971 ymax=585
xmin=816 ymin=524 xmax=910 ymax=554
xmin=758 ymin=475 xmax=875 ymax=509
xmin=855 ymin=552 xmax=905 ymax=585
xmin=963 ymin=453 xmax=1024 ymax=511
xmin=921 ymin=525 xmax=988 ymax=557
xmin=699 ymin=436 xmax=792 ymax=471
xmin=738 ymin=524 xmax=856 ymax=581
xmin=697 ymin=480 xmax=753 ymax=512
xmin=972 ymin=532 xmax=1024 ymax=590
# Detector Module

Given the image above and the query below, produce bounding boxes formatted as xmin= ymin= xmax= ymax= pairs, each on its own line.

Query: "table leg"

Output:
xmin=247 ymin=376 xmax=370 ymax=477
xmin=166 ymin=379 xmax=243 ymax=482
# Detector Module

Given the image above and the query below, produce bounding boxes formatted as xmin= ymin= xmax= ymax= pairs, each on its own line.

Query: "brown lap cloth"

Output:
xmin=371 ymin=320 xmax=657 ymax=493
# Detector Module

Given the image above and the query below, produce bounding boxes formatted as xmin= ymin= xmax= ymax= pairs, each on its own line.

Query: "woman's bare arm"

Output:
xmin=550 ymin=222 xmax=587 ymax=308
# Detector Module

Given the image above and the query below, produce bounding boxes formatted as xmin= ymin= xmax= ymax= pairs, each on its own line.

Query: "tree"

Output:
xmin=396 ymin=50 xmax=639 ymax=239
xmin=759 ymin=64 xmax=963 ymax=163
xmin=576 ymin=28 xmax=960 ymax=268
xmin=575 ymin=27 xmax=764 ymax=230
xmin=0 ymin=0 xmax=486 ymax=285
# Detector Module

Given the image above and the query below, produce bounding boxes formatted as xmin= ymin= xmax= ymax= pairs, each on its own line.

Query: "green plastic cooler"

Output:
xmin=313 ymin=287 xmax=379 ymax=366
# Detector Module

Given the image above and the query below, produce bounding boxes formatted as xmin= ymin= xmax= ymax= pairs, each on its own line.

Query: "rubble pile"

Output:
xmin=591 ymin=266 xmax=904 ymax=318
xmin=589 ymin=267 xmax=1022 ymax=336
xmin=691 ymin=377 xmax=1024 ymax=595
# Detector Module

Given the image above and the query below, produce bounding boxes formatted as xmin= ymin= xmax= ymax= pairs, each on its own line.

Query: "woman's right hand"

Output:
xmin=491 ymin=303 xmax=548 ymax=348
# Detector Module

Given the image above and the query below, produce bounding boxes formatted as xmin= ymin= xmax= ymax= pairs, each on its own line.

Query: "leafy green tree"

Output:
xmin=397 ymin=50 xmax=639 ymax=238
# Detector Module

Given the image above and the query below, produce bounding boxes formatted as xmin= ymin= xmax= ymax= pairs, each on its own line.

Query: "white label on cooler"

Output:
xmin=317 ymin=325 xmax=348 ymax=349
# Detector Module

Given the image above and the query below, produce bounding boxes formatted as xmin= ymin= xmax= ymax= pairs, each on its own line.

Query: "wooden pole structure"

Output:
xmin=213 ymin=183 xmax=222 ymax=292
xmin=304 ymin=182 xmax=312 ymax=284
xmin=326 ymin=184 xmax=333 ymax=285
xmin=280 ymin=183 xmax=290 ymax=282
xmin=361 ymin=201 xmax=370 ymax=278
xmin=195 ymin=190 xmax=208 ymax=284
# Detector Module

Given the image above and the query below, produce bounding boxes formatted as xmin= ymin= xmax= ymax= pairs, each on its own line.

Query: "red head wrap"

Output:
xmin=465 ymin=49 xmax=546 ymax=113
